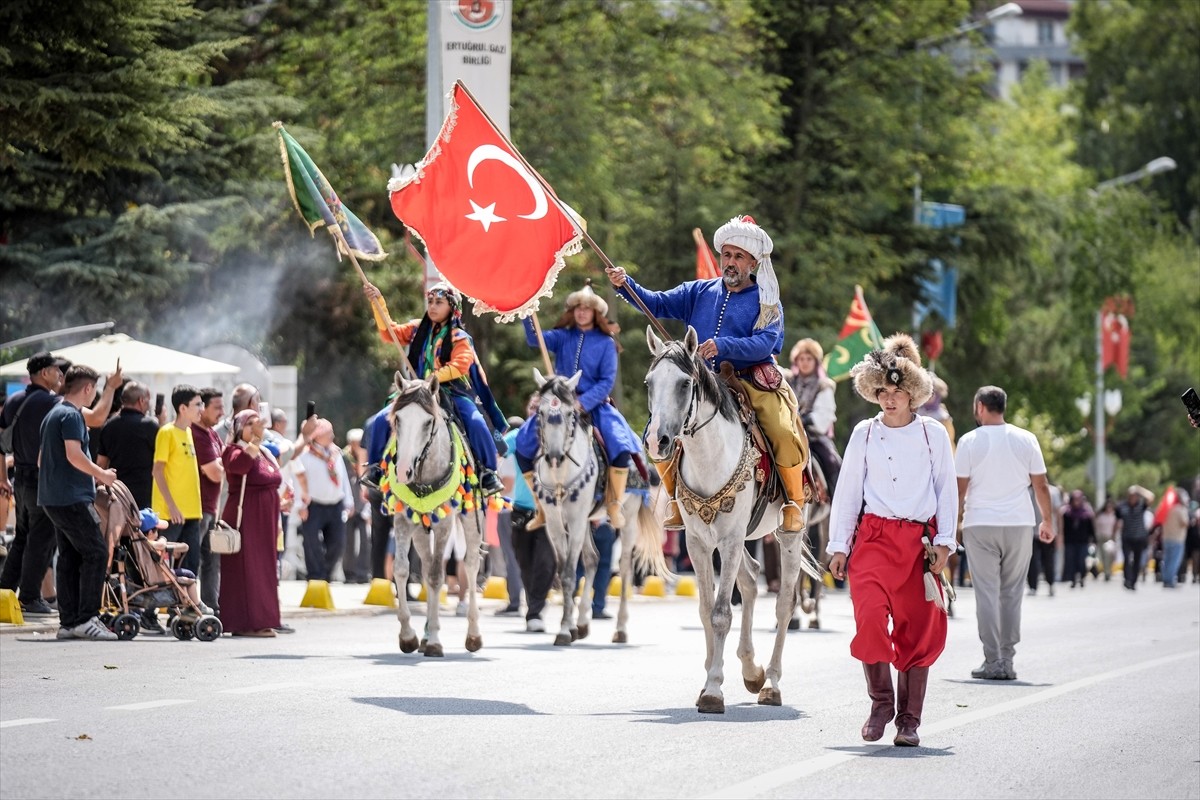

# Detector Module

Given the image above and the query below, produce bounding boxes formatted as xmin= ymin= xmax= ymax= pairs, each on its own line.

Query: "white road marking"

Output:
xmin=0 ymin=718 xmax=57 ymax=728
xmin=702 ymin=650 xmax=1195 ymax=800
xmin=106 ymin=699 xmax=194 ymax=711
xmin=218 ymin=682 xmax=307 ymax=695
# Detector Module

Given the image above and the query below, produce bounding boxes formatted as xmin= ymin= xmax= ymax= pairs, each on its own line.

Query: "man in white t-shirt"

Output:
xmin=955 ymin=385 xmax=1054 ymax=682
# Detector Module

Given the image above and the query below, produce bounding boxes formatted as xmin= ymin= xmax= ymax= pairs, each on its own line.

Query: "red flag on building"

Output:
xmin=389 ymin=82 xmax=582 ymax=320
xmin=693 ymin=227 xmax=720 ymax=280
xmin=1101 ymin=311 xmax=1131 ymax=378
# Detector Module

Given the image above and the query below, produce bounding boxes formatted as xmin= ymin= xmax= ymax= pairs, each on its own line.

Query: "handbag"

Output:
xmin=746 ymin=362 xmax=783 ymax=392
xmin=210 ymin=475 xmax=246 ymax=555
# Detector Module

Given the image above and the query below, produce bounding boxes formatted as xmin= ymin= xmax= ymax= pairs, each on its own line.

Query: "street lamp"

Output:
xmin=1087 ymin=157 xmax=1177 ymax=507
xmin=913 ymin=3 xmax=1024 ymax=224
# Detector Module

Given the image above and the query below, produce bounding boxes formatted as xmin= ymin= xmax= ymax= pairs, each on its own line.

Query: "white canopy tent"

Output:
xmin=0 ymin=333 xmax=241 ymax=378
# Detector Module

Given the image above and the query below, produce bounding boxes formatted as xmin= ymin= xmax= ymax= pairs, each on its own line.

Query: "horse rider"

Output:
xmin=606 ymin=215 xmax=811 ymax=533
xmin=363 ymin=281 xmax=506 ymax=496
xmin=788 ymin=337 xmax=842 ymax=497
xmin=514 ymin=282 xmax=644 ymax=529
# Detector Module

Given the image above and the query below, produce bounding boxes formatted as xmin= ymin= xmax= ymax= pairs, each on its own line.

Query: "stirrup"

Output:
xmin=778 ymin=500 xmax=805 ymax=534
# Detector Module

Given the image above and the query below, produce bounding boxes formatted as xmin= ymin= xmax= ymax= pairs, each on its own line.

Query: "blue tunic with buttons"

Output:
xmin=516 ymin=318 xmax=642 ymax=462
xmin=616 ymin=276 xmax=784 ymax=370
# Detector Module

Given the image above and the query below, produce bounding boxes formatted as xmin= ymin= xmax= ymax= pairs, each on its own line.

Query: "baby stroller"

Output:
xmin=95 ymin=481 xmax=223 ymax=642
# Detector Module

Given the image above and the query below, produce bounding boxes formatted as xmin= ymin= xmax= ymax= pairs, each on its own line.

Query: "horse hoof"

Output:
xmin=576 ymin=624 xmax=589 ymax=641
xmin=465 ymin=634 xmax=483 ymax=652
xmin=809 ymin=619 xmax=821 ymax=630
xmin=697 ymin=694 xmax=725 ymax=714
xmin=569 ymin=627 xmax=579 ymax=642
xmin=423 ymin=643 xmax=444 ymax=658
xmin=743 ymin=666 xmax=766 ymax=694
xmin=612 ymin=630 xmax=628 ymax=644
xmin=553 ymin=633 xmax=573 ymax=646
xmin=758 ymin=687 xmax=782 ymax=706
xmin=696 ymin=690 xmax=703 ymax=707
xmin=418 ymin=638 xmax=428 ymax=653
xmin=787 ymin=617 xmax=801 ymax=631
xmin=399 ymin=635 xmax=419 ymax=654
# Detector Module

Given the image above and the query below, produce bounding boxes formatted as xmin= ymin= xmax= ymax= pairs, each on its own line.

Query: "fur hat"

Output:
xmin=713 ymin=215 xmax=779 ymax=330
xmin=789 ymin=338 xmax=824 ymax=365
xmin=565 ymin=281 xmax=608 ymax=317
xmin=850 ymin=333 xmax=934 ymax=409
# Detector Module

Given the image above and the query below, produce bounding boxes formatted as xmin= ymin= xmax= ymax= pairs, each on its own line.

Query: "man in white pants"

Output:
xmin=956 ymin=385 xmax=1054 ymax=681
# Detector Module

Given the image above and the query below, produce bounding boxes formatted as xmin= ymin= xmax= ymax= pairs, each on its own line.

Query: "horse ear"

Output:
xmin=426 ymin=373 xmax=439 ymax=396
xmin=684 ymin=326 xmax=699 ymax=356
xmin=393 ymin=370 xmax=404 ymax=391
xmin=566 ymin=370 xmax=582 ymax=392
xmin=646 ymin=325 xmax=664 ymax=356
xmin=533 ymin=368 xmax=548 ymax=388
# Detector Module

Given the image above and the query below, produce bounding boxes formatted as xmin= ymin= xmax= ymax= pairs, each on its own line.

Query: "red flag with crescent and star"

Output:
xmin=389 ymin=82 xmax=582 ymax=320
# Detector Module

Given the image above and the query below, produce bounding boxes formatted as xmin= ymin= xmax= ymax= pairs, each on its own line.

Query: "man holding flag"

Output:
xmin=606 ymin=216 xmax=811 ymax=533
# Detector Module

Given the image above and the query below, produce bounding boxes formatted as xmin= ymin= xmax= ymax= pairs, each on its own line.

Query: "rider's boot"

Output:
xmin=605 ymin=466 xmax=629 ymax=529
xmin=653 ymin=460 xmax=684 ymax=531
xmin=522 ymin=471 xmax=546 ymax=530
xmin=777 ymin=464 xmax=808 ymax=533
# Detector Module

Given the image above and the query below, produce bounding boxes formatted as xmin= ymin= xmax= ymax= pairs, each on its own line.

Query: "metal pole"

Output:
xmin=1095 ymin=310 xmax=1106 ymax=508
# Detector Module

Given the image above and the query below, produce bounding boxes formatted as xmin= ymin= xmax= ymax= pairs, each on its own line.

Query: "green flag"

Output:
xmin=824 ymin=285 xmax=884 ymax=381
xmin=274 ymin=122 xmax=386 ymax=261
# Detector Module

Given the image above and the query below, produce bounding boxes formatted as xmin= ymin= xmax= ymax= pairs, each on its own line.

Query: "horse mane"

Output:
xmin=538 ymin=374 xmax=592 ymax=427
xmin=656 ymin=343 xmax=739 ymax=423
xmin=390 ymin=381 xmax=437 ymax=421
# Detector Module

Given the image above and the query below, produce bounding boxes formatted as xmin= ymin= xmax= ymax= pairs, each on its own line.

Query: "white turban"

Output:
xmin=713 ymin=215 xmax=780 ymax=329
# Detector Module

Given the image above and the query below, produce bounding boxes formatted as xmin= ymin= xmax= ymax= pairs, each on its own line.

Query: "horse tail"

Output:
xmin=632 ymin=499 xmax=673 ymax=579
xmin=797 ymin=516 xmax=825 ymax=583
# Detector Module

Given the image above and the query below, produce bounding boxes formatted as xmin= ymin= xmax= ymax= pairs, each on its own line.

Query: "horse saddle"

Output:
xmin=717 ymin=363 xmax=785 ymax=529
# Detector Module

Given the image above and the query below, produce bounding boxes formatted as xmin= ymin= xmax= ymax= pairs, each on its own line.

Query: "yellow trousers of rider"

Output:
xmin=740 ymin=378 xmax=810 ymax=469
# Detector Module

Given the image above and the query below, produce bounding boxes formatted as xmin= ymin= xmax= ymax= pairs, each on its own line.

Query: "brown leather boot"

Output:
xmin=777 ymin=464 xmax=808 ymax=532
xmin=893 ymin=666 xmax=929 ymax=746
xmin=522 ymin=471 xmax=546 ymax=530
xmin=861 ymin=662 xmax=895 ymax=741
xmin=654 ymin=460 xmax=684 ymax=531
xmin=605 ymin=466 xmax=629 ymax=529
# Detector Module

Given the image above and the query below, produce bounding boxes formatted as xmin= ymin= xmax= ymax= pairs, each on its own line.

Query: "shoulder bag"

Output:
xmin=210 ymin=471 xmax=246 ymax=555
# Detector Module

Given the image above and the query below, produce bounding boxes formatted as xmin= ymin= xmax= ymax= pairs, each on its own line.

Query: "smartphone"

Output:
xmin=259 ymin=401 xmax=270 ymax=420
xmin=154 ymin=393 xmax=164 ymax=416
xmin=306 ymin=400 xmax=317 ymax=419
xmin=1182 ymin=388 xmax=1200 ymax=424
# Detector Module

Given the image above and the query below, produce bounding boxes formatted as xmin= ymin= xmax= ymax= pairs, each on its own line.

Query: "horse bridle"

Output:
xmin=393 ymin=392 xmax=453 ymax=497
xmin=536 ymin=391 xmax=583 ymax=468
xmin=649 ymin=346 xmax=720 ymax=440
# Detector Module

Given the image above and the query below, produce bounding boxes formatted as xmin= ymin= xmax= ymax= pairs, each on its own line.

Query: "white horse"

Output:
xmin=531 ymin=369 xmax=669 ymax=646
xmin=645 ymin=326 xmax=823 ymax=713
xmin=387 ymin=373 xmax=483 ymax=657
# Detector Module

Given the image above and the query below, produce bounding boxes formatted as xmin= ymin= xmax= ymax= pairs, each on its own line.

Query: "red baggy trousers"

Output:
xmin=848 ymin=513 xmax=946 ymax=672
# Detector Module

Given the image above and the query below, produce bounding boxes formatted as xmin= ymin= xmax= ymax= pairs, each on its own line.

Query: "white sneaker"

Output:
xmin=56 ymin=626 xmax=74 ymax=640
xmin=72 ymin=617 xmax=118 ymax=641
xmin=526 ymin=618 xmax=545 ymax=633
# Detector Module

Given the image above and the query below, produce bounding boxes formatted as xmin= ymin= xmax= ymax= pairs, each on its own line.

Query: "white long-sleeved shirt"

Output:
xmin=809 ymin=385 xmax=837 ymax=437
xmin=293 ymin=448 xmax=354 ymax=509
xmin=827 ymin=413 xmax=959 ymax=555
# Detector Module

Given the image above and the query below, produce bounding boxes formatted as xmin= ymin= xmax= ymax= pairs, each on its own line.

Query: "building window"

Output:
xmin=1037 ymin=20 xmax=1054 ymax=44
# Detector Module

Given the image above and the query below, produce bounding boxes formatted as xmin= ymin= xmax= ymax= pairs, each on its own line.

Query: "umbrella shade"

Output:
xmin=0 ymin=334 xmax=241 ymax=377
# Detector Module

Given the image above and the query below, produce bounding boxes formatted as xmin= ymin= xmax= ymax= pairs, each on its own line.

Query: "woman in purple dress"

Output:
xmin=220 ymin=409 xmax=283 ymax=637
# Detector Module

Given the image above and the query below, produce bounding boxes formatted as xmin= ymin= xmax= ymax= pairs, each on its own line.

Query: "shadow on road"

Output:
xmin=353 ymin=696 xmax=544 ymax=715
xmin=828 ymin=744 xmax=955 ymax=759
xmin=941 ymin=678 xmax=1053 ymax=688
xmin=608 ymin=704 xmax=808 ymax=724
xmin=350 ymin=652 xmax=496 ymax=666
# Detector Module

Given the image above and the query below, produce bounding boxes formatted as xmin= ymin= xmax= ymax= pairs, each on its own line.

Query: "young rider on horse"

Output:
xmin=363 ymin=281 xmax=506 ymax=496
xmin=788 ymin=338 xmax=842 ymax=496
xmin=514 ymin=282 xmax=643 ymax=529
xmin=606 ymin=215 xmax=811 ymax=533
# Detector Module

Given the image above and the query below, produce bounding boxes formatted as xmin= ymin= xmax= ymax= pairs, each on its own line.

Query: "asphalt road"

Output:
xmin=1 ymin=577 xmax=1197 ymax=800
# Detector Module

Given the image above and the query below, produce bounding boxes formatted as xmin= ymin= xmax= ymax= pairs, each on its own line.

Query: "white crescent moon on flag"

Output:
xmin=466 ymin=144 xmax=548 ymax=220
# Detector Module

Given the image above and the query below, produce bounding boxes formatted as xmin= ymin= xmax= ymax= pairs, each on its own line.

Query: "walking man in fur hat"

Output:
xmin=606 ymin=215 xmax=811 ymax=532
xmin=827 ymin=334 xmax=958 ymax=747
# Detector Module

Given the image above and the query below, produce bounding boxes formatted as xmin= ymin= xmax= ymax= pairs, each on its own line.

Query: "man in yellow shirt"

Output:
xmin=152 ymin=385 xmax=204 ymax=577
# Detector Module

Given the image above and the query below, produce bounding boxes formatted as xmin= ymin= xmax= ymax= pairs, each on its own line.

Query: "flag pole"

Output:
xmin=453 ymin=81 xmax=672 ymax=342
xmin=330 ymin=225 xmax=417 ymax=380
xmin=528 ymin=312 xmax=555 ymax=375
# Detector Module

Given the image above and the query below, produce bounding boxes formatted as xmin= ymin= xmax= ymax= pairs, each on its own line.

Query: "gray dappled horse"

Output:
xmin=387 ymin=374 xmax=483 ymax=657
xmin=530 ymin=369 xmax=669 ymax=646
xmin=644 ymin=326 xmax=822 ymax=713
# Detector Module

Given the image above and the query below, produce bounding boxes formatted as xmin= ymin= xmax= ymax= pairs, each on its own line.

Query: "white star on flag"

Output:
xmin=465 ymin=200 xmax=506 ymax=232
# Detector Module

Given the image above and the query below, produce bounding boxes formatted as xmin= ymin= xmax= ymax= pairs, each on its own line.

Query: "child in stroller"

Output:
xmin=96 ymin=481 xmax=222 ymax=642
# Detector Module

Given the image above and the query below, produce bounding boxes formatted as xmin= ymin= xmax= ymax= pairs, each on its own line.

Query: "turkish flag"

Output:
xmin=1101 ymin=312 xmax=1131 ymax=378
xmin=1152 ymin=485 xmax=1178 ymax=528
xmin=389 ymin=82 xmax=581 ymax=320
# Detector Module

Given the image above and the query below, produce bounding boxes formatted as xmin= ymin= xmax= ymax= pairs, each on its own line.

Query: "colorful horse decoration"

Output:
xmin=644 ymin=327 xmax=823 ymax=713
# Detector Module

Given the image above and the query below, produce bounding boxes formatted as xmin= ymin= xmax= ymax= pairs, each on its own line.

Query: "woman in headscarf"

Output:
xmin=1060 ymin=489 xmax=1095 ymax=588
xmin=363 ymin=281 xmax=506 ymax=496
xmin=219 ymin=408 xmax=283 ymax=637
xmin=515 ymin=282 xmax=643 ymax=529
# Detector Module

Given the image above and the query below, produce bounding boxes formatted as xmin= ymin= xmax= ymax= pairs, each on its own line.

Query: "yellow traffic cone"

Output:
xmin=641 ymin=575 xmax=666 ymax=597
xmin=674 ymin=576 xmax=697 ymax=597
xmin=483 ymin=576 xmax=509 ymax=601
xmin=299 ymin=579 xmax=335 ymax=610
xmin=608 ymin=576 xmax=623 ymax=597
xmin=0 ymin=590 xmax=24 ymax=625
xmin=363 ymin=578 xmax=397 ymax=608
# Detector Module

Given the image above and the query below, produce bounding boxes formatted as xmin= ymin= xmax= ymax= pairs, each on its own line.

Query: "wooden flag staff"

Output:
xmin=453 ymin=81 xmax=673 ymax=344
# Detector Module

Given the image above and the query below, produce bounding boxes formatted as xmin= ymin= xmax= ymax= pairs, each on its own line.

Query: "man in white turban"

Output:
xmin=606 ymin=215 xmax=811 ymax=532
